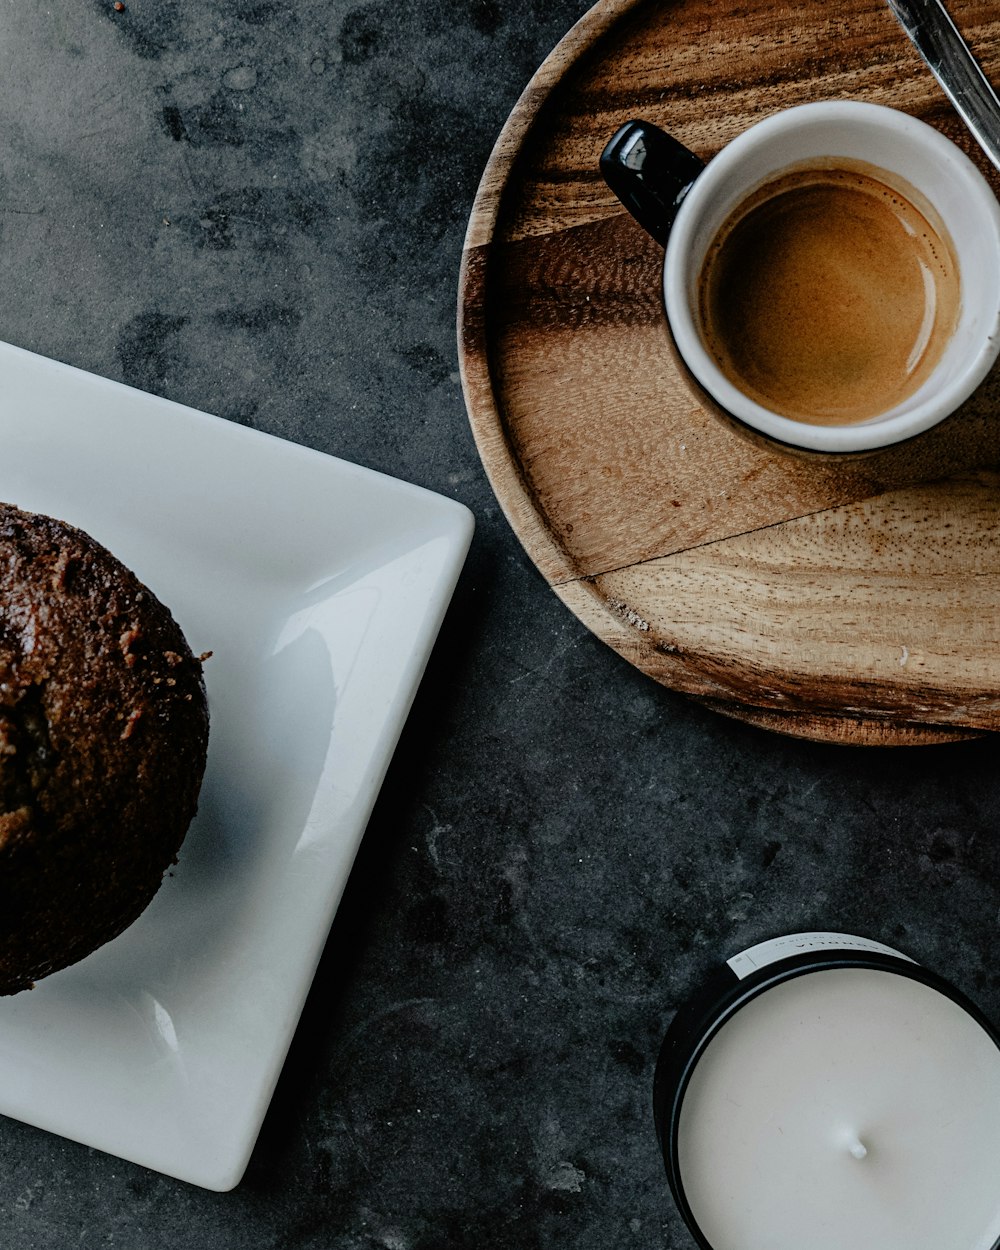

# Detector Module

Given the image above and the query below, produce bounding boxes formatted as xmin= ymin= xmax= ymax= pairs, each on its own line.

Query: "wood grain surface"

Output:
xmin=457 ymin=0 xmax=1000 ymax=745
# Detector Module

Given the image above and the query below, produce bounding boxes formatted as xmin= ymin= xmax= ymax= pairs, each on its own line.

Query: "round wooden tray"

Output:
xmin=458 ymin=0 xmax=1000 ymax=746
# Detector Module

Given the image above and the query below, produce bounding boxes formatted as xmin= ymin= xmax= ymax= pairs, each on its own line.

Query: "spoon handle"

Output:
xmin=887 ymin=0 xmax=1000 ymax=173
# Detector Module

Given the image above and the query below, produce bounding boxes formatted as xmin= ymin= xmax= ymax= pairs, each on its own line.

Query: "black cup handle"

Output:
xmin=600 ymin=120 xmax=706 ymax=247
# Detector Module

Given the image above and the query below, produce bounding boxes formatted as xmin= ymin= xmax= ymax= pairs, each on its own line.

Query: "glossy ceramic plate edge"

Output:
xmin=0 ymin=340 xmax=475 ymax=1189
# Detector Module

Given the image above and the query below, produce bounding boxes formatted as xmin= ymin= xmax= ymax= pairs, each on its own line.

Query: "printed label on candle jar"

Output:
xmin=727 ymin=932 xmax=914 ymax=980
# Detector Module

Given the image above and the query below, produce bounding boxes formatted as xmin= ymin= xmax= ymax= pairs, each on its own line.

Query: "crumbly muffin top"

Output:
xmin=0 ymin=503 xmax=209 ymax=994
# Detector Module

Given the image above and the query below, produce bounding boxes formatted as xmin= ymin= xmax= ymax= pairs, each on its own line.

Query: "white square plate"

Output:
xmin=0 ymin=341 xmax=473 ymax=1190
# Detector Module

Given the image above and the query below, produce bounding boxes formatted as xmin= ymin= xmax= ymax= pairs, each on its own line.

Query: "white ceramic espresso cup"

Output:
xmin=601 ymin=101 xmax=1000 ymax=454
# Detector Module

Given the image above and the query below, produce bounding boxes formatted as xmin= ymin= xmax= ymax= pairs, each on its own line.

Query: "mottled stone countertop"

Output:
xmin=2 ymin=3 xmax=999 ymax=1247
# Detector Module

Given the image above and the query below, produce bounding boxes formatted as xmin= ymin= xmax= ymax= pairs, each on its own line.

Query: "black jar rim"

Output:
xmin=652 ymin=944 xmax=1000 ymax=1250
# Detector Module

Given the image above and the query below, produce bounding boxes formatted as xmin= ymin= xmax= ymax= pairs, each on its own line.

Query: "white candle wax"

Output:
xmin=677 ymin=967 xmax=1000 ymax=1250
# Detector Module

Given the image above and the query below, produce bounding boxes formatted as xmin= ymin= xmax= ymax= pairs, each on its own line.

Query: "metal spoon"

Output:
xmin=887 ymin=0 xmax=1000 ymax=173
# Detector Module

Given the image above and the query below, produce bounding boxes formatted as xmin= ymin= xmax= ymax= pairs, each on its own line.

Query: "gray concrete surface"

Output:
xmin=2 ymin=2 xmax=1000 ymax=1247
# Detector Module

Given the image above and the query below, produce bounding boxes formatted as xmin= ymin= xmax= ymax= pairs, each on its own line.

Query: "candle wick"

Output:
xmin=848 ymin=1136 xmax=868 ymax=1160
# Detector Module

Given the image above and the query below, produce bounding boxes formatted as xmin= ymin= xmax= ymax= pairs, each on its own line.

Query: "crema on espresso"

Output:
xmin=697 ymin=162 xmax=961 ymax=426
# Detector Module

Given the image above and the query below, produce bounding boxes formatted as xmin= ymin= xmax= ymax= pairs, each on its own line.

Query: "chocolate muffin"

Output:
xmin=0 ymin=503 xmax=209 ymax=994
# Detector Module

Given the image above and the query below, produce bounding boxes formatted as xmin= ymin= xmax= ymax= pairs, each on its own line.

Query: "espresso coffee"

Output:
xmin=697 ymin=163 xmax=961 ymax=426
